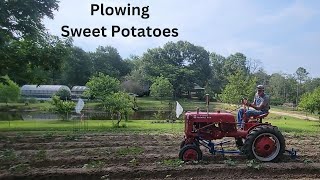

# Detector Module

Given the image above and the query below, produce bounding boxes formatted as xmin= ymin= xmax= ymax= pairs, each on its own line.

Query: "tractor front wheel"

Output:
xmin=242 ymin=126 xmax=285 ymax=162
xmin=180 ymin=140 xmax=200 ymax=149
xmin=179 ymin=144 xmax=202 ymax=162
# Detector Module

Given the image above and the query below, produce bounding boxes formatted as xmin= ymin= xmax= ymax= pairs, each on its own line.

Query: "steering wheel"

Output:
xmin=241 ymin=98 xmax=250 ymax=122
xmin=241 ymin=98 xmax=249 ymax=107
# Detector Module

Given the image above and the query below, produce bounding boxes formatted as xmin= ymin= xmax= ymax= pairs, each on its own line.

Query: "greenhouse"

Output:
xmin=21 ymin=85 xmax=71 ymax=100
xmin=71 ymin=86 xmax=88 ymax=99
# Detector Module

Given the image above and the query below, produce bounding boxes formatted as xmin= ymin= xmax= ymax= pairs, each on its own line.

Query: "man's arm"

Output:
xmin=248 ymin=102 xmax=265 ymax=110
xmin=247 ymin=97 xmax=268 ymax=110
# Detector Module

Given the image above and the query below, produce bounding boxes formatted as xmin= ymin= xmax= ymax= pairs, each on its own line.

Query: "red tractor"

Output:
xmin=179 ymin=98 xmax=295 ymax=162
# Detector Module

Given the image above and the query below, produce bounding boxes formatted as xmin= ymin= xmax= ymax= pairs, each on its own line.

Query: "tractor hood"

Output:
xmin=185 ymin=111 xmax=236 ymax=123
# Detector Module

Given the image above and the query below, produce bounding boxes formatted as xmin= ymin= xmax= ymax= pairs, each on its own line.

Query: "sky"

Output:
xmin=44 ymin=0 xmax=320 ymax=78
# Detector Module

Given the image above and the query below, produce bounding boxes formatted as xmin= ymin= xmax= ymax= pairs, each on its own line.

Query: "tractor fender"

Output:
xmin=246 ymin=123 xmax=274 ymax=136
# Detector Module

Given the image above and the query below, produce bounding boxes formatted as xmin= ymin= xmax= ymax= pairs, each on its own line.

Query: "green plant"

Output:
xmin=0 ymin=76 xmax=20 ymax=104
xmin=101 ymin=175 xmax=110 ymax=180
xmin=246 ymin=159 xmax=261 ymax=170
xmin=162 ymin=159 xmax=184 ymax=167
xmin=303 ymin=158 xmax=314 ymax=164
xmin=35 ymin=150 xmax=47 ymax=160
xmin=299 ymin=88 xmax=320 ymax=117
xmin=82 ymin=160 xmax=105 ymax=169
xmin=50 ymin=95 xmax=76 ymax=120
xmin=55 ymin=88 xmax=71 ymax=100
xmin=153 ymin=107 xmax=166 ymax=120
xmin=9 ymin=163 xmax=30 ymax=173
xmin=224 ymin=158 xmax=237 ymax=166
xmin=14 ymin=132 xmax=24 ymax=141
xmin=104 ymin=92 xmax=134 ymax=127
xmin=112 ymin=122 xmax=127 ymax=129
xmin=0 ymin=134 xmax=9 ymax=142
xmin=116 ymin=147 xmax=144 ymax=156
xmin=0 ymin=149 xmax=17 ymax=161
xmin=65 ymin=133 xmax=80 ymax=141
xmin=150 ymin=76 xmax=173 ymax=103
xmin=41 ymin=132 xmax=54 ymax=140
xmin=129 ymin=158 xmax=139 ymax=166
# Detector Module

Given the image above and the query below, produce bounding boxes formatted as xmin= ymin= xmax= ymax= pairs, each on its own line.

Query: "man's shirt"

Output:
xmin=253 ymin=93 xmax=270 ymax=112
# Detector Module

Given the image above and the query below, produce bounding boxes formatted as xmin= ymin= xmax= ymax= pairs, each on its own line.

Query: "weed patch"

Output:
xmin=116 ymin=147 xmax=144 ymax=156
xmin=9 ymin=163 xmax=30 ymax=173
xmin=0 ymin=149 xmax=17 ymax=161
xmin=246 ymin=159 xmax=261 ymax=170
xmin=162 ymin=159 xmax=184 ymax=167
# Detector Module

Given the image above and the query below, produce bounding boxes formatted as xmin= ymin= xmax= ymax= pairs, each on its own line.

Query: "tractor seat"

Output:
xmin=249 ymin=113 xmax=269 ymax=123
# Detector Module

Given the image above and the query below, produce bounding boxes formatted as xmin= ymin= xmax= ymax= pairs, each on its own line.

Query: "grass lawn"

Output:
xmin=0 ymin=120 xmax=184 ymax=134
xmin=0 ymin=116 xmax=318 ymax=135
xmin=264 ymin=114 xmax=320 ymax=134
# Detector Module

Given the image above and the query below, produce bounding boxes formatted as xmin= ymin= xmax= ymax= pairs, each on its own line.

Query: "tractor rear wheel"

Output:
xmin=179 ymin=144 xmax=202 ymax=161
xmin=242 ymin=126 xmax=285 ymax=162
xmin=180 ymin=140 xmax=186 ymax=149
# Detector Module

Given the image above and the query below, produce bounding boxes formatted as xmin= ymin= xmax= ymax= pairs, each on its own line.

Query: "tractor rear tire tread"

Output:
xmin=242 ymin=125 xmax=285 ymax=162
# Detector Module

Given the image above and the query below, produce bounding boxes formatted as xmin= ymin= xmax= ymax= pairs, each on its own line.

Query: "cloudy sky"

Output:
xmin=44 ymin=0 xmax=320 ymax=77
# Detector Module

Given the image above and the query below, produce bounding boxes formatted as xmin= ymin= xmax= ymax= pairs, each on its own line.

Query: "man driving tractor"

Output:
xmin=237 ymin=85 xmax=270 ymax=129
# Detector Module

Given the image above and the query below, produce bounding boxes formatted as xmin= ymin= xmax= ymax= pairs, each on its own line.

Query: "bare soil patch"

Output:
xmin=1 ymin=132 xmax=320 ymax=179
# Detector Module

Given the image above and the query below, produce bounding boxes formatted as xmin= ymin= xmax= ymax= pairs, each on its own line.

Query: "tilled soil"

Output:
xmin=0 ymin=132 xmax=320 ymax=180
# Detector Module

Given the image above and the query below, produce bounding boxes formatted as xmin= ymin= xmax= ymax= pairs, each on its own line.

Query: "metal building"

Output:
xmin=71 ymin=86 xmax=88 ymax=99
xmin=21 ymin=85 xmax=71 ymax=100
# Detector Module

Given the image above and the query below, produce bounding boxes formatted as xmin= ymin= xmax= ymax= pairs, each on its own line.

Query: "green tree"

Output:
xmin=268 ymin=73 xmax=297 ymax=105
xmin=299 ymin=88 xmax=320 ymax=118
xmin=1 ymin=35 xmax=72 ymax=85
xmin=295 ymin=67 xmax=309 ymax=105
xmin=150 ymin=76 xmax=174 ymax=102
xmin=50 ymin=95 xmax=75 ymax=120
xmin=206 ymin=52 xmax=227 ymax=98
xmin=125 ymin=55 xmax=149 ymax=95
xmin=223 ymin=52 xmax=249 ymax=77
xmin=0 ymin=0 xmax=59 ymax=42
xmin=268 ymin=73 xmax=287 ymax=105
xmin=55 ymin=88 xmax=71 ymax=101
xmin=141 ymin=41 xmax=211 ymax=98
xmin=253 ymin=69 xmax=269 ymax=86
xmin=0 ymin=76 xmax=20 ymax=104
xmin=0 ymin=1 xmax=72 ymax=85
xmin=91 ymin=46 xmax=131 ymax=79
xmin=60 ymin=46 xmax=92 ymax=86
xmin=85 ymin=73 xmax=133 ymax=127
xmin=304 ymin=78 xmax=320 ymax=93
xmin=85 ymin=73 xmax=120 ymax=99
xmin=121 ymin=80 xmax=145 ymax=96
xmin=103 ymin=92 xmax=134 ymax=127
xmin=220 ymin=71 xmax=257 ymax=104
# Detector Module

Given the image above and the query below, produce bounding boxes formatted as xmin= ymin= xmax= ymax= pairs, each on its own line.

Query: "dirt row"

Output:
xmin=1 ymin=132 xmax=320 ymax=179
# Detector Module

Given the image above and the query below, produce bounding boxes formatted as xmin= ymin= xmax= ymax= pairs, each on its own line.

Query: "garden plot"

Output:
xmin=0 ymin=133 xmax=320 ymax=180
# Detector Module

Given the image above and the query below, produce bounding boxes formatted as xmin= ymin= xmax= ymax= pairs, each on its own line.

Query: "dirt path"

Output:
xmin=270 ymin=110 xmax=318 ymax=121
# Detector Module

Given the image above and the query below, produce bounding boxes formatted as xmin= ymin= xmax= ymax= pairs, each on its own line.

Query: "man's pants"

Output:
xmin=237 ymin=108 xmax=265 ymax=128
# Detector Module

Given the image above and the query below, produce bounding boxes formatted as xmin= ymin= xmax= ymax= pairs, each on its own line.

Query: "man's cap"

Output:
xmin=257 ymin=85 xmax=265 ymax=90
